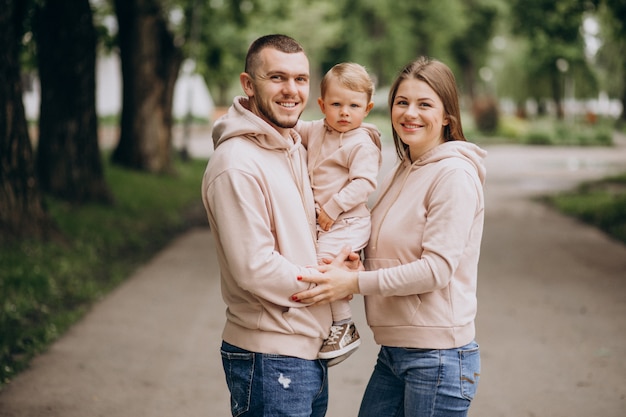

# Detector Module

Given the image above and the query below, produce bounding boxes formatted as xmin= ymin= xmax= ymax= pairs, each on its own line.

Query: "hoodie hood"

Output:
xmin=360 ymin=121 xmax=383 ymax=150
xmin=212 ymin=96 xmax=302 ymax=152
xmin=405 ymin=140 xmax=487 ymax=185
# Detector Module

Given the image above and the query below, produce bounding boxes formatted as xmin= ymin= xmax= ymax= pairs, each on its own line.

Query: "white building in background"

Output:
xmin=23 ymin=54 xmax=215 ymax=121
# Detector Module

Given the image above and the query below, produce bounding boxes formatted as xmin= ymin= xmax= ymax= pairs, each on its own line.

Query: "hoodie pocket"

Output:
xmin=365 ymin=294 xmax=422 ymax=327
xmin=363 ymin=258 xmax=422 ymax=327
xmin=281 ymin=306 xmax=327 ymax=338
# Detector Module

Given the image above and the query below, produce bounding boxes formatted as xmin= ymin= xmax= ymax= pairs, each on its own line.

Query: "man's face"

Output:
xmin=241 ymin=48 xmax=310 ymax=134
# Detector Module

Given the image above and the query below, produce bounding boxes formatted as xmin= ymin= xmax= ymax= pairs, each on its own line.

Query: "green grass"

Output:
xmin=542 ymin=172 xmax=626 ymax=245
xmin=0 ymin=157 xmax=208 ymax=387
xmin=466 ymin=115 xmax=615 ymax=147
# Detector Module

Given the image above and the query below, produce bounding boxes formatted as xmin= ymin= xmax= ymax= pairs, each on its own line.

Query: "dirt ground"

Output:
xmin=0 ymin=133 xmax=625 ymax=417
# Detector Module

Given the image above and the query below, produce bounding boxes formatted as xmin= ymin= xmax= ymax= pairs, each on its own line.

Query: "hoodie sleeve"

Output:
xmin=295 ymin=120 xmax=315 ymax=148
xmin=204 ymin=167 xmax=318 ymax=307
xmin=322 ymin=138 xmax=381 ymax=220
xmin=359 ymin=166 xmax=482 ymax=296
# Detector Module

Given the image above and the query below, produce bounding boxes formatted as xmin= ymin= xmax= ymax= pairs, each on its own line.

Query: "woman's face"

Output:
xmin=391 ymin=78 xmax=448 ymax=160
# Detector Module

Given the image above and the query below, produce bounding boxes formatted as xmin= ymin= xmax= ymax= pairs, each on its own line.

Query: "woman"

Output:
xmin=293 ymin=56 xmax=487 ymax=416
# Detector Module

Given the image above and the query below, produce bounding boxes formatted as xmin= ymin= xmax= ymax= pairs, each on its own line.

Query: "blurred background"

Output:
xmin=2 ymin=0 xmax=625 ymax=398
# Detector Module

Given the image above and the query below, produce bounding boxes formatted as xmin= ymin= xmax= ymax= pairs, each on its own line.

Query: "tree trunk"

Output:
xmin=463 ymin=62 xmax=476 ymax=102
xmin=618 ymin=62 xmax=626 ymax=122
xmin=0 ymin=0 xmax=53 ymax=243
xmin=112 ymin=0 xmax=183 ymax=173
xmin=551 ymin=72 xmax=564 ymax=120
xmin=33 ymin=0 xmax=112 ymax=204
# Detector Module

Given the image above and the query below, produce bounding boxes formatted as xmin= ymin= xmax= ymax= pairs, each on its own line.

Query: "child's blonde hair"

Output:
xmin=320 ymin=63 xmax=375 ymax=102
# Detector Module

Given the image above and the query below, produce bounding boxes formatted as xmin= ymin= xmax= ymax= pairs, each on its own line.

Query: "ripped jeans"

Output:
xmin=220 ymin=341 xmax=329 ymax=417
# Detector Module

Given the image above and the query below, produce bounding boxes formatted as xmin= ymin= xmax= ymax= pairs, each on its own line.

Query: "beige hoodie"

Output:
xmin=359 ymin=141 xmax=487 ymax=349
xmin=201 ymin=97 xmax=331 ymax=359
xmin=297 ymin=119 xmax=382 ymax=221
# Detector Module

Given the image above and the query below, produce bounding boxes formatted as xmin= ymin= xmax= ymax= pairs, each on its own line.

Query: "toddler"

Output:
xmin=298 ymin=62 xmax=381 ymax=366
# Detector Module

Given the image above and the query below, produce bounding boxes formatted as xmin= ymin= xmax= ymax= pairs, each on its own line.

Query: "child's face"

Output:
xmin=317 ymin=81 xmax=373 ymax=133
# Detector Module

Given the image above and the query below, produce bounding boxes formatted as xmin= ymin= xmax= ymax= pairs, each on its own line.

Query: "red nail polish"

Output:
xmin=297 ymin=276 xmax=302 ymax=281
xmin=292 ymin=296 xmax=298 ymax=301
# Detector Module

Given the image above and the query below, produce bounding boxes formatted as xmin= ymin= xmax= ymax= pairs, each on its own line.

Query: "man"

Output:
xmin=201 ymin=34 xmax=331 ymax=417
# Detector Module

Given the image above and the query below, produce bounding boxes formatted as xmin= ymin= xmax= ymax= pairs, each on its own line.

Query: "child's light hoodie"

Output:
xmin=297 ymin=119 xmax=382 ymax=221
xmin=201 ymin=97 xmax=331 ymax=360
xmin=359 ymin=141 xmax=487 ymax=349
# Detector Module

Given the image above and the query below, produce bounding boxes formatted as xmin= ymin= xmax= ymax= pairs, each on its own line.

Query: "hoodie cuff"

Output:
xmin=357 ymin=270 xmax=380 ymax=295
xmin=322 ymin=198 xmax=343 ymax=221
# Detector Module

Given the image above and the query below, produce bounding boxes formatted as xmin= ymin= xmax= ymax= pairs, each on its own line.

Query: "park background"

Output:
xmin=1 ymin=0 xmax=625 ymax=408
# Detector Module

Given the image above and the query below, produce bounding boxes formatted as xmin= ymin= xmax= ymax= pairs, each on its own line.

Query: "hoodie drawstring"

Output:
xmin=286 ymin=146 xmax=318 ymax=251
xmin=368 ymin=160 xmax=413 ymax=252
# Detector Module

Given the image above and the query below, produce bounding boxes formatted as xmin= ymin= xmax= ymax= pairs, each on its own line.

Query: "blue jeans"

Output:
xmin=358 ymin=341 xmax=480 ymax=417
xmin=220 ymin=341 xmax=329 ymax=417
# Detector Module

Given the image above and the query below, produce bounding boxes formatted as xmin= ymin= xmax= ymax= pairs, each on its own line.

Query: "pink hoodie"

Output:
xmin=201 ymin=97 xmax=331 ymax=359
xmin=297 ymin=119 xmax=382 ymax=221
xmin=358 ymin=141 xmax=487 ymax=349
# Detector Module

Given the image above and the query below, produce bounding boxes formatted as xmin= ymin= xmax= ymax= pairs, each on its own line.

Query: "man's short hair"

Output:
xmin=245 ymin=34 xmax=304 ymax=77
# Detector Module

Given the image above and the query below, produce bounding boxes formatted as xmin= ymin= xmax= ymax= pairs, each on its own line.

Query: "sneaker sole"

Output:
xmin=318 ymin=338 xmax=361 ymax=360
xmin=326 ymin=346 xmax=359 ymax=367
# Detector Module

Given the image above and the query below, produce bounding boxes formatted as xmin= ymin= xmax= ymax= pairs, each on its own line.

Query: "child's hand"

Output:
xmin=317 ymin=209 xmax=335 ymax=231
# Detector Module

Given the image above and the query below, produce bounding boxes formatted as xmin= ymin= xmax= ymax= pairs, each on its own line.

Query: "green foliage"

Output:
xmin=595 ymin=1 xmax=626 ymax=103
xmin=498 ymin=0 xmax=602 ymax=113
xmin=522 ymin=119 xmax=614 ymax=146
xmin=524 ymin=129 xmax=553 ymax=145
xmin=21 ymin=0 xmax=626 ymax=117
xmin=544 ymin=172 xmax=626 ymax=244
xmin=468 ymin=115 xmax=615 ymax=146
xmin=331 ymin=0 xmax=468 ymax=86
xmin=187 ymin=0 xmax=345 ymax=105
xmin=450 ymin=0 xmax=501 ymax=97
xmin=496 ymin=114 xmax=528 ymax=140
xmin=178 ymin=0 xmax=489 ymax=102
xmin=0 ymin=158 xmax=208 ymax=387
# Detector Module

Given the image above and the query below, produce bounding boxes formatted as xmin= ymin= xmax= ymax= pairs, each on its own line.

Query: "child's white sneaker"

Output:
xmin=319 ymin=321 xmax=361 ymax=367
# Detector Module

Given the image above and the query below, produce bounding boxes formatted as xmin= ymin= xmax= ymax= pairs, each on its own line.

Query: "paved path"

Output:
xmin=1 ymin=134 xmax=626 ymax=416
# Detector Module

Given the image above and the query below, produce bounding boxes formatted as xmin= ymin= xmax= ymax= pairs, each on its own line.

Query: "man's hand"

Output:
xmin=319 ymin=246 xmax=363 ymax=271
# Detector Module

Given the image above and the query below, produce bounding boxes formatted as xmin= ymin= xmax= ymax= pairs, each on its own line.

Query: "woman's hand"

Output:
xmin=292 ymin=246 xmax=362 ymax=305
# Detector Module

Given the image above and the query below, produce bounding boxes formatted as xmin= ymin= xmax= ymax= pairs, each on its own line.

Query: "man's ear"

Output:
xmin=240 ymin=72 xmax=254 ymax=97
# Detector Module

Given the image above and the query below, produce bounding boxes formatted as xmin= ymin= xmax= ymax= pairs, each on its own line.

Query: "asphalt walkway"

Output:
xmin=1 ymin=134 xmax=625 ymax=416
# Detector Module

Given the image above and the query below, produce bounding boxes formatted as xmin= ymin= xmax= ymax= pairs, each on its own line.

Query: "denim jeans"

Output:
xmin=220 ymin=341 xmax=329 ymax=417
xmin=358 ymin=341 xmax=480 ymax=417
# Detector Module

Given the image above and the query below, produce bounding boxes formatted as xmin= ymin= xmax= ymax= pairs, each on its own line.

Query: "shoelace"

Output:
xmin=324 ymin=325 xmax=343 ymax=345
